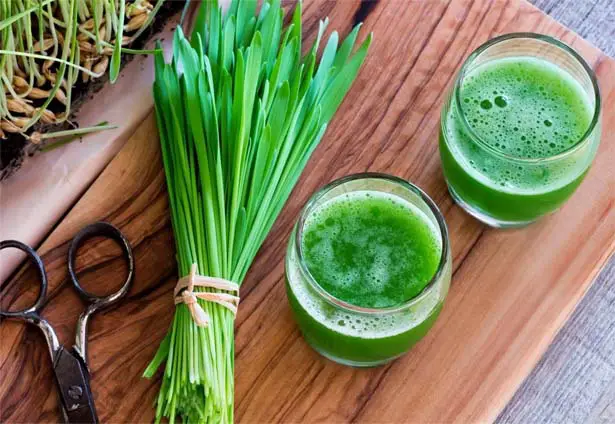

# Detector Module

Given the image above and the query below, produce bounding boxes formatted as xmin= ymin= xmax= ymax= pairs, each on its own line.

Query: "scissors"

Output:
xmin=0 ymin=222 xmax=134 ymax=424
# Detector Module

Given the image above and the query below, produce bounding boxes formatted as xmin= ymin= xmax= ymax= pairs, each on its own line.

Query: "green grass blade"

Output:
xmin=109 ymin=0 xmax=125 ymax=83
xmin=320 ymin=33 xmax=372 ymax=123
xmin=332 ymin=23 xmax=362 ymax=71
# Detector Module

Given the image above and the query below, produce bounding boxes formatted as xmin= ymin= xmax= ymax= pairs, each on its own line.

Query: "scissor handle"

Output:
xmin=0 ymin=240 xmax=48 ymax=318
xmin=67 ymin=222 xmax=134 ymax=363
xmin=0 ymin=240 xmax=61 ymax=360
xmin=67 ymin=222 xmax=135 ymax=307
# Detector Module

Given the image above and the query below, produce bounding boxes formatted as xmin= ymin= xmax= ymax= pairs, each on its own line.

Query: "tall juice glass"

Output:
xmin=440 ymin=33 xmax=601 ymax=228
xmin=285 ymin=174 xmax=451 ymax=367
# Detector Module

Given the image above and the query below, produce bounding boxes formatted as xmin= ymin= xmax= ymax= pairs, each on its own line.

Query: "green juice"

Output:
xmin=286 ymin=189 xmax=449 ymax=366
xmin=440 ymin=56 xmax=598 ymax=225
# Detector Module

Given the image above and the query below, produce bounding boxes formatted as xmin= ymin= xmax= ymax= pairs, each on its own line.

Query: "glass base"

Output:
xmin=447 ymin=184 xmax=536 ymax=229
xmin=310 ymin=344 xmax=398 ymax=368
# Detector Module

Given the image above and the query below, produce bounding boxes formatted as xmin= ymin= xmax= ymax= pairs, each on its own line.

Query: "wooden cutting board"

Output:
xmin=1 ymin=0 xmax=614 ymax=422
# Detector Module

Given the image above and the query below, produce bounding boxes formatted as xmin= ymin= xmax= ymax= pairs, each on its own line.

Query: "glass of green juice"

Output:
xmin=285 ymin=173 xmax=451 ymax=367
xmin=440 ymin=33 xmax=601 ymax=228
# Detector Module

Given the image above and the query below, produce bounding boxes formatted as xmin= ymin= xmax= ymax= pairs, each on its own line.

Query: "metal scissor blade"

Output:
xmin=52 ymin=347 xmax=99 ymax=424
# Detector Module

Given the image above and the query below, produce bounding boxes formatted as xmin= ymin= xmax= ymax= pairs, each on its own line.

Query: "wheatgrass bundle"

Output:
xmin=143 ymin=0 xmax=371 ymax=421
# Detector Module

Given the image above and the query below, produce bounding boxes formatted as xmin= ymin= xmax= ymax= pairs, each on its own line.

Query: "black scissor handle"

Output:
xmin=67 ymin=222 xmax=134 ymax=308
xmin=0 ymin=240 xmax=48 ymax=318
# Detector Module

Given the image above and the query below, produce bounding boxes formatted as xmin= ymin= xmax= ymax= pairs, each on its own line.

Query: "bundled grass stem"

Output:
xmin=143 ymin=0 xmax=371 ymax=422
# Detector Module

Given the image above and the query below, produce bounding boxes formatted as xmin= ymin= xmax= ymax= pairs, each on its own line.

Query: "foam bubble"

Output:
xmin=287 ymin=240 xmax=444 ymax=339
xmin=444 ymin=56 xmax=596 ymax=194
xmin=301 ymin=191 xmax=442 ymax=310
xmin=458 ymin=56 xmax=592 ymax=160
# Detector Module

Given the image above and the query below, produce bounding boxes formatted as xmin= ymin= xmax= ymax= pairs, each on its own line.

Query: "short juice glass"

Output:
xmin=440 ymin=33 xmax=601 ymax=228
xmin=285 ymin=173 xmax=451 ymax=367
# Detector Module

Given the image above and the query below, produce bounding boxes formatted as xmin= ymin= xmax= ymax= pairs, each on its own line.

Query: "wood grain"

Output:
xmin=499 ymin=261 xmax=615 ymax=424
xmin=1 ymin=0 xmax=614 ymax=422
xmin=0 ymin=115 xmax=175 ymax=423
xmin=499 ymin=1 xmax=615 ymax=422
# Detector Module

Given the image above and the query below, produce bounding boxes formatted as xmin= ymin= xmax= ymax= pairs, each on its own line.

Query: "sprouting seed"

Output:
xmin=125 ymin=13 xmax=148 ymax=32
xmin=27 ymin=87 xmax=51 ymax=99
xmin=1 ymin=120 xmax=22 ymax=133
xmin=1 ymin=0 xmax=163 ymax=137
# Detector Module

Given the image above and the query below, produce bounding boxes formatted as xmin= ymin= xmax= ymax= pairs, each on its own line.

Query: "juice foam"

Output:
xmin=461 ymin=57 xmax=592 ymax=158
xmin=445 ymin=56 xmax=594 ymax=194
xmin=287 ymin=191 xmax=443 ymax=339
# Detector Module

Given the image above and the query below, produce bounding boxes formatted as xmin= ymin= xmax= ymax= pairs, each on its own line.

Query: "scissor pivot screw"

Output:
xmin=68 ymin=385 xmax=83 ymax=400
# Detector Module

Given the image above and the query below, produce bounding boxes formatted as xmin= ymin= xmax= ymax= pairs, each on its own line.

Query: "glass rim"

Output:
xmin=294 ymin=173 xmax=450 ymax=315
xmin=453 ymin=32 xmax=601 ymax=164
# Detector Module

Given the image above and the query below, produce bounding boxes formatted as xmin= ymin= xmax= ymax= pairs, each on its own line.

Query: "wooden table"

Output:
xmin=1 ymin=0 xmax=614 ymax=422
xmin=499 ymin=2 xmax=615 ymax=423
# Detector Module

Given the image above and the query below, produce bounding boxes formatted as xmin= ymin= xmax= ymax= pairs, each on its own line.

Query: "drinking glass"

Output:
xmin=285 ymin=173 xmax=451 ymax=367
xmin=439 ymin=33 xmax=601 ymax=228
